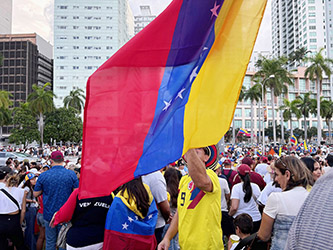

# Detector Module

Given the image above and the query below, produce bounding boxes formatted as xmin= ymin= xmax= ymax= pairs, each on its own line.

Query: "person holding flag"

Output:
xmin=290 ymin=135 xmax=298 ymax=145
xmin=158 ymin=145 xmax=223 ymax=250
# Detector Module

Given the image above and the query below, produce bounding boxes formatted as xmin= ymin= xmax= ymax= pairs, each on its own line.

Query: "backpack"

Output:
xmin=221 ymin=169 xmax=233 ymax=190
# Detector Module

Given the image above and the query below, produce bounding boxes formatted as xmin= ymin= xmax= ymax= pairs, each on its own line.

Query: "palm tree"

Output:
xmin=0 ymin=90 xmax=13 ymax=109
xmin=295 ymin=93 xmax=316 ymax=142
xmin=244 ymin=84 xmax=261 ymax=144
xmin=280 ymin=98 xmax=302 ymax=138
xmin=304 ymin=48 xmax=333 ymax=145
xmin=27 ymin=82 xmax=55 ymax=146
xmin=321 ymin=99 xmax=333 ymax=144
xmin=288 ymin=47 xmax=310 ymax=67
xmin=0 ymin=108 xmax=12 ymax=140
xmin=253 ymin=56 xmax=294 ymax=145
xmin=63 ymin=88 xmax=86 ymax=112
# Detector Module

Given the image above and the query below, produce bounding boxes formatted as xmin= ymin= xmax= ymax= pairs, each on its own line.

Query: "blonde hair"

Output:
xmin=6 ymin=174 xmax=20 ymax=187
xmin=273 ymin=156 xmax=314 ymax=190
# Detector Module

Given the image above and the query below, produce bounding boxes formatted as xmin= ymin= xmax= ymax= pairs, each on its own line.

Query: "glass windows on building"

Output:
xmin=245 ymin=120 xmax=251 ymax=129
xmin=245 ymin=109 xmax=251 ymax=117
xmin=312 ymin=121 xmax=317 ymax=127
xmin=289 ymin=93 xmax=296 ymax=101
xmin=310 ymin=81 xmax=316 ymax=91
xmin=292 ymin=121 xmax=299 ymax=129
xmin=234 ymin=120 xmax=242 ymax=128
xmin=299 ymin=79 xmax=306 ymax=91
xmin=234 ymin=108 xmax=242 ymax=117
xmin=242 ymin=76 xmax=251 ymax=89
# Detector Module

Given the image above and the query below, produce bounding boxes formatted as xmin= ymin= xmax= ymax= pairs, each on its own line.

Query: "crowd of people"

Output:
xmin=0 ymin=143 xmax=332 ymax=249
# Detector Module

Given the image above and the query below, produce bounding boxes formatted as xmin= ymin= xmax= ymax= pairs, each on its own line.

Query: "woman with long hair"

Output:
xmin=257 ymin=156 xmax=313 ymax=250
xmin=229 ymin=164 xmax=261 ymax=232
xmin=0 ymin=173 xmax=27 ymax=250
xmin=104 ymin=177 xmax=158 ymax=250
xmin=301 ymin=157 xmax=322 ymax=182
xmin=22 ymin=173 xmax=39 ymax=250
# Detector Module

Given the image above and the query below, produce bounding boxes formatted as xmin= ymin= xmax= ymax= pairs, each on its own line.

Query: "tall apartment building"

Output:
xmin=134 ymin=6 xmax=156 ymax=35
xmin=325 ymin=0 xmax=333 ymax=99
xmin=0 ymin=0 xmax=12 ymax=34
xmin=271 ymin=0 xmax=328 ymax=59
xmin=53 ymin=0 xmax=134 ymax=108
xmin=0 ymin=33 xmax=53 ymax=135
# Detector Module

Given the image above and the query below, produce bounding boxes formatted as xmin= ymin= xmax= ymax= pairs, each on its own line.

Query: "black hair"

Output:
xmin=267 ymin=155 xmax=273 ymax=161
xmin=301 ymin=157 xmax=317 ymax=172
xmin=22 ymin=174 xmax=36 ymax=194
xmin=120 ymin=177 xmax=150 ymax=218
xmin=164 ymin=168 xmax=181 ymax=208
xmin=234 ymin=213 xmax=253 ymax=235
xmin=239 ymin=173 xmax=252 ymax=203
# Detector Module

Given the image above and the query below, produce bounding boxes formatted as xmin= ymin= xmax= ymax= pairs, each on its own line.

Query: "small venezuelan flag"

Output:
xmin=290 ymin=135 xmax=298 ymax=145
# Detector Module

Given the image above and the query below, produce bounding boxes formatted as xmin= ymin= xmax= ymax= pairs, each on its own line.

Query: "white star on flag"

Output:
xmin=162 ymin=100 xmax=172 ymax=111
xmin=200 ymin=47 xmax=209 ymax=58
xmin=190 ymin=66 xmax=198 ymax=82
xmin=128 ymin=216 xmax=134 ymax=223
xmin=135 ymin=216 xmax=139 ymax=220
xmin=148 ymin=214 xmax=153 ymax=219
xmin=122 ymin=222 xmax=129 ymax=230
xmin=176 ymin=88 xmax=186 ymax=99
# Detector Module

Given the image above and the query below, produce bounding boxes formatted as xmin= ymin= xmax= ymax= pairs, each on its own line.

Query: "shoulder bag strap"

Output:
xmin=0 ymin=188 xmax=21 ymax=212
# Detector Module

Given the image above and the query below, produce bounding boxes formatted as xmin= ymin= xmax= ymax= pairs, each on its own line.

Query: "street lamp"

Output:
xmin=262 ymin=75 xmax=274 ymax=154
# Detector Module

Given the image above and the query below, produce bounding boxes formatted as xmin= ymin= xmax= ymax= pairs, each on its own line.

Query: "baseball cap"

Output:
xmin=224 ymin=159 xmax=232 ymax=165
xmin=203 ymin=145 xmax=218 ymax=171
xmin=25 ymin=173 xmax=36 ymax=182
xmin=241 ymin=157 xmax=253 ymax=167
xmin=50 ymin=151 xmax=64 ymax=161
xmin=237 ymin=164 xmax=251 ymax=176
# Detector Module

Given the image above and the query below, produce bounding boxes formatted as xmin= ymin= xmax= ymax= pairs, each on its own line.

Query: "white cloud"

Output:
xmin=12 ymin=0 xmax=54 ymax=44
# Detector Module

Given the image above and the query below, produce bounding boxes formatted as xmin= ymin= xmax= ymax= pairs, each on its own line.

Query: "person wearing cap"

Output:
xmin=229 ymin=164 xmax=261 ymax=233
xmin=233 ymin=157 xmax=266 ymax=190
xmin=221 ymin=159 xmax=237 ymax=190
xmin=158 ymin=145 xmax=223 ymax=250
xmin=22 ymin=173 xmax=38 ymax=250
xmin=33 ymin=151 xmax=79 ymax=250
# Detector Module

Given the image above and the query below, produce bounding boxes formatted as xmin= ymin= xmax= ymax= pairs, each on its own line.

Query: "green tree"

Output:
xmin=9 ymin=104 xmax=40 ymax=145
xmin=321 ymin=99 xmax=333 ymax=144
xmin=44 ymin=107 xmax=83 ymax=144
xmin=295 ymin=93 xmax=316 ymax=142
xmin=27 ymin=83 xmax=55 ymax=146
xmin=0 ymin=108 xmax=12 ymax=140
xmin=244 ymin=84 xmax=261 ymax=144
xmin=253 ymin=56 xmax=294 ymax=145
xmin=63 ymin=88 xmax=86 ymax=112
xmin=0 ymin=90 xmax=13 ymax=109
xmin=288 ymin=47 xmax=310 ymax=67
xmin=280 ymin=98 xmax=302 ymax=138
xmin=307 ymin=127 xmax=317 ymax=141
xmin=304 ymin=48 xmax=333 ymax=145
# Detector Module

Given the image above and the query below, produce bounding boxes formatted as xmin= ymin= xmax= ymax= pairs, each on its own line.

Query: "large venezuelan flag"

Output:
xmin=79 ymin=0 xmax=267 ymax=199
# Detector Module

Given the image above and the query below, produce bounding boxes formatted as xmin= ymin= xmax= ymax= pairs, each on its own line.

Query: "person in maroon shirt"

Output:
xmin=221 ymin=160 xmax=237 ymax=190
xmin=233 ymin=157 xmax=266 ymax=190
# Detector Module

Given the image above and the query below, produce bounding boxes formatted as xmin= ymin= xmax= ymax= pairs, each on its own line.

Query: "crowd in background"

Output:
xmin=0 ymin=143 xmax=332 ymax=249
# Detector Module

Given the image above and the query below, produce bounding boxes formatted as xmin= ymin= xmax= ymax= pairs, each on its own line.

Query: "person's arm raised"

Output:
xmin=185 ymin=149 xmax=213 ymax=192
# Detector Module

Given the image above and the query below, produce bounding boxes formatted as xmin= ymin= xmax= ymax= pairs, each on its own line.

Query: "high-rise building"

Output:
xmin=0 ymin=0 xmax=12 ymax=34
xmin=271 ymin=0 xmax=328 ymax=60
xmin=325 ymin=0 xmax=333 ymax=100
xmin=0 ymin=33 xmax=53 ymax=135
xmin=134 ymin=6 xmax=156 ymax=35
xmin=53 ymin=0 xmax=134 ymax=108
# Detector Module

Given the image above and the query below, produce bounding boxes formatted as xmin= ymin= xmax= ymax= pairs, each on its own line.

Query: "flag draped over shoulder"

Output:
xmin=79 ymin=0 xmax=267 ymax=199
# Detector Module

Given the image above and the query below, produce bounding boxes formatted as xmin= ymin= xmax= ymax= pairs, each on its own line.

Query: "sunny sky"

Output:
xmin=11 ymin=0 xmax=272 ymax=52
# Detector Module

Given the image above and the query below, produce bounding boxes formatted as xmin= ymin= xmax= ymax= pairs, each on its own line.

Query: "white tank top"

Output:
xmin=0 ymin=186 xmax=25 ymax=214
